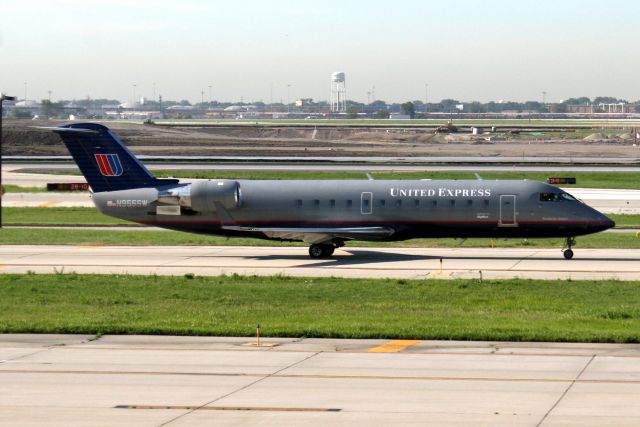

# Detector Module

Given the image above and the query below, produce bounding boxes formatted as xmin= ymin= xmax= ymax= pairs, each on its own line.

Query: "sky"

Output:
xmin=1 ymin=0 xmax=639 ymax=104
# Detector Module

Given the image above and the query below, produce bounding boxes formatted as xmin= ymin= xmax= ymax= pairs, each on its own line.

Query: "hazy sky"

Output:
xmin=1 ymin=0 xmax=639 ymax=104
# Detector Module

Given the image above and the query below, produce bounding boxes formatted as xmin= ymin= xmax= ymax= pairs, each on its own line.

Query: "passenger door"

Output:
xmin=499 ymin=195 xmax=517 ymax=226
xmin=361 ymin=192 xmax=373 ymax=215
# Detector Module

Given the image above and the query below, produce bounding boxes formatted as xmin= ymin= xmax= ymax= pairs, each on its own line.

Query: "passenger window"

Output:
xmin=414 ymin=199 xmax=420 ymax=207
xmin=432 ymin=200 xmax=437 ymax=207
xmin=450 ymin=199 xmax=455 ymax=206
xmin=484 ymin=199 xmax=489 ymax=206
xmin=347 ymin=200 xmax=353 ymax=207
xmin=380 ymin=200 xmax=386 ymax=207
xmin=314 ymin=199 xmax=320 ymax=207
xmin=296 ymin=199 xmax=302 ymax=207
xmin=330 ymin=199 xmax=336 ymax=207
xmin=396 ymin=199 xmax=402 ymax=207
xmin=466 ymin=199 xmax=472 ymax=205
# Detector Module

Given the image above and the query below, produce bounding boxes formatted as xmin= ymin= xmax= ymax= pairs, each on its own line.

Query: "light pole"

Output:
xmin=287 ymin=84 xmax=291 ymax=113
xmin=1 ymin=94 xmax=17 ymax=228
xmin=425 ymin=83 xmax=428 ymax=113
xmin=132 ymin=84 xmax=137 ymax=110
xmin=208 ymin=85 xmax=212 ymax=104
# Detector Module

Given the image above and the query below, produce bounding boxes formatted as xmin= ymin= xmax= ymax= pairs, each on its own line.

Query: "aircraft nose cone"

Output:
xmin=595 ymin=215 xmax=615 ymax=231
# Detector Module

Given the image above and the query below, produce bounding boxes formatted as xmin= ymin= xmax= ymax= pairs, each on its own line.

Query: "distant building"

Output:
xmin=566 ymin=104 xmax=594 ymax=114
xmin=567 ymin=103 xmax=628 ymax=114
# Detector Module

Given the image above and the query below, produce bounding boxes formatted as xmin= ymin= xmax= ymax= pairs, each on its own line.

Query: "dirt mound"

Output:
xmin=583 ymin=133 xmax=608 ymax=141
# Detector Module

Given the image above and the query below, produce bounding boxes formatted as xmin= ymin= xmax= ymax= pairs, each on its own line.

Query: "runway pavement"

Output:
xmin=2 ymin=334 xmax=640 ymax=426
xmin=1 ymin=245 xmax=639 ymax=280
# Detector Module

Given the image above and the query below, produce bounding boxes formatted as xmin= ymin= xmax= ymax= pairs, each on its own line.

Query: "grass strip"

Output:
xmin=0 ymin=227 xmax=638 ymax=248
xmin=1 ymin=274 xmax=640 ymax=342
xmin=3 ymin=207 xmax=132 ymax=226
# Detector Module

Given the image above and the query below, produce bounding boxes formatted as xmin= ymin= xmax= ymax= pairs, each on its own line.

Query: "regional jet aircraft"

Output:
xmin=51 ymin=123 xmax=614 ymax=259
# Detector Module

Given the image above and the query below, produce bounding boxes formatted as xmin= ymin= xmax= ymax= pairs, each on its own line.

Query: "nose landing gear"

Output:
xmin=562 ymin=237 xmax=576 ymax=260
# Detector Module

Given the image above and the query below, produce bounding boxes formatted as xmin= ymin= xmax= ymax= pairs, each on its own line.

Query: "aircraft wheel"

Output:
xmin=309 ymin=244 xmax=325 ymax=258
xmin=563 ymin=249 xmax=574 ymax=260
xmin=322 ymin=245 xmax=335 ymax=256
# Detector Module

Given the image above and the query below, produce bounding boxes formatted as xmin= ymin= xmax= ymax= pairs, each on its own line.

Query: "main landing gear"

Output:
xmin=308 ymin=241 xmax=343 ymax=258
xmin=562 ymin=237 xmax=576 ymax=260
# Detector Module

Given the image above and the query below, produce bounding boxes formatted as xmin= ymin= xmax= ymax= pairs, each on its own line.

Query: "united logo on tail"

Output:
xmin=95 ymin=153 xmax=123 ymax=177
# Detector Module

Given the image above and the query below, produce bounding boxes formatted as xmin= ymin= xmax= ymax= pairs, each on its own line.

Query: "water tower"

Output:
xmin=330 ymin=71 xmax=346 ymax=113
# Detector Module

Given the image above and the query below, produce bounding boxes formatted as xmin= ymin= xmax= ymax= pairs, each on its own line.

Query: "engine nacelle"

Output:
xmin=190 ymin=180 xmax=242 ymax=212
xmin=157 ymin=180 xmax=241 ymax=213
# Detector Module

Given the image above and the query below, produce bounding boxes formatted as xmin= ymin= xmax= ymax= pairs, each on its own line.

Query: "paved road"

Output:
xmin=2 ymin=334 xmax=640 ymax=426
xmin=1 ymin=245 xmax=639 ymax=280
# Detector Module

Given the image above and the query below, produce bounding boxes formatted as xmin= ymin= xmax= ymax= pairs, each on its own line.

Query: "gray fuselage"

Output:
xmin=92 ymin=179 xmax=614 ymax=243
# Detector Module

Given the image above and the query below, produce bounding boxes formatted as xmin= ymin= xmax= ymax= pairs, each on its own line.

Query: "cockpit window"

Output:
xmin=540 ymin=193 xmax=558 ymax=202
xmin=540 ymin=192 xmax=576 ymax=202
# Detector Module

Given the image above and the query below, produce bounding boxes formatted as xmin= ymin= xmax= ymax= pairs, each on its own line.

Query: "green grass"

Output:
xmin=3 ymin=185 xmax=48 ymax=193
xmin=0 ymin=227 xmax=638 ymax=249
xmin=3 ymin=207 xmax=132 ymax=226
xmin=1 ymin=273 xmax=640 ymax=342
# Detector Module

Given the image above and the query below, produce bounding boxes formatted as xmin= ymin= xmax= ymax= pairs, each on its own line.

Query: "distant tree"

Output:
xmin=563 ymin=97 xmax=591 ymax=105
xmin=369 ymin=100 xmax=387 ymax=110
xmin=40 ymin=100 xmax=65 ymax=118
xmin=466 ymin=102 xmax=485 ymax=113
xmin=594 ymin=96 xmax=626 ymax=104
xmin=11 ymin=108 xmax=33 ymax=119
xmin=346 ymin=106 xmax=360 ymax=119
xmin=549 ymin=103 xmax=568 ymax=113
xmin=401 ymin=102 xmax=415 ymax=118
xmin=439 ymin=99 xmax=460 ymax=112
xmin=523 ymin=101 xmax=545 ymax=112
xmin=373 ymin=109 xmax=390 ymax=119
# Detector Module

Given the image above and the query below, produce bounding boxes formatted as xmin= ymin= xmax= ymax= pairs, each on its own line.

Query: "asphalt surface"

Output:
xmin=2 ymin=334 xmax=640 ymax=426
xmin=2 ymin=245 xmax=639 ymax=280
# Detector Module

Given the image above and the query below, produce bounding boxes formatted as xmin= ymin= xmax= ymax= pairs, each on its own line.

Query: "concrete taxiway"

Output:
xmin=1 ymin=245 xmax=639 ymax=280
xmin=2 ymin=334 xmax=640 ymax=426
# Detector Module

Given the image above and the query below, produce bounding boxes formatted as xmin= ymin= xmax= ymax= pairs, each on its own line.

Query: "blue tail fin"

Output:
xmin=53 ymin=123 xmax=178 ymax=193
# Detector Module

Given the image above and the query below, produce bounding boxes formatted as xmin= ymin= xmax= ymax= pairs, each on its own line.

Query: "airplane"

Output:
xmin=50 ymin=123 xmax=614 ymax=260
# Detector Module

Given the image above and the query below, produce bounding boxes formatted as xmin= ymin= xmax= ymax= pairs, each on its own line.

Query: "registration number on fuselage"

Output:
xmin=106 ymin=199 xmax=148 ymax=208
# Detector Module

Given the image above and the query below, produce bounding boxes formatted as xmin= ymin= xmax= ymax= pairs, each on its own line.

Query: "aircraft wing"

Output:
xmin=222 ymin=225 xmax=395 ymax=244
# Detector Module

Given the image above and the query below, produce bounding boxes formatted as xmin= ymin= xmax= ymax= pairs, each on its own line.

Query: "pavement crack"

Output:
xmin=508 ymin=250 xmax=540 ymax=270
xmin=536 ymin=354 xmax=595 ymax=427
xmin=157 ymin=351 xmax=321 ymax=426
